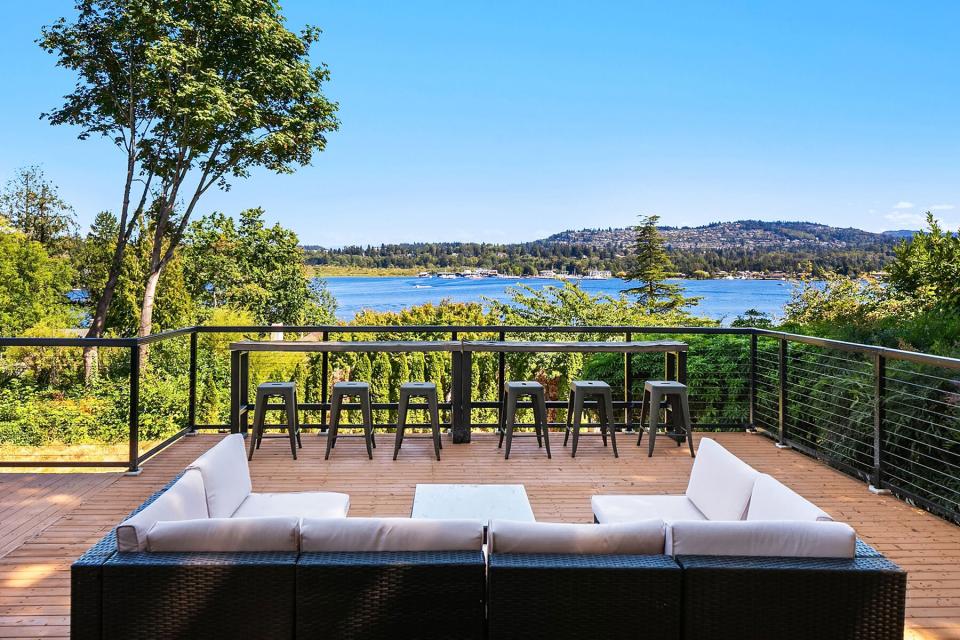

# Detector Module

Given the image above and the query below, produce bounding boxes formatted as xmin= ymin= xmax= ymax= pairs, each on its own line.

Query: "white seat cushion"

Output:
xmin=146 ymin=516 xmax=299 ymax=552
xmin=746 ymin=474 xmax=832 ymax=521
xmin=116 ymin=469 xmax=208 ymax=552
xmin=667 ymin=520 xmax=856 ymax=558
xmin=300 ymin=517 xmax=483 ymax=552
xmin=685 ymin=438 xmax=760 ymax=521
xmin=232 ymin=491 xmax=350 ymax=519
xmin=592 ymin=494 xmax=706 ymax=524
xmin=187 ymin=434 xmax=252 ymax=518
xmin=489 ymin=519 xmax=665 ymax=555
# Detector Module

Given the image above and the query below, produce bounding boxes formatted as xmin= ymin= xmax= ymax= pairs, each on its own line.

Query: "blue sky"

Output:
xmin=1 ymin=1 xmax=958 ymax=246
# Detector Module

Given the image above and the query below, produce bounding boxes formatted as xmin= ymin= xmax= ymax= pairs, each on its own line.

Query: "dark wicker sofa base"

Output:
xmin=73 ymin=480 xmax=906 ymax=640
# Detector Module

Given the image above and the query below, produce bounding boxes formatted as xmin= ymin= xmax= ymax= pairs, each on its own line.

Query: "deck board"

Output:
xmin=0 ymin=431 xmax=957 ymax=639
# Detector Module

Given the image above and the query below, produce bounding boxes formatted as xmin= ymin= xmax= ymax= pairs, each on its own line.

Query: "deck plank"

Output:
xmin=0 ymin=431 xmax=957 ymax=638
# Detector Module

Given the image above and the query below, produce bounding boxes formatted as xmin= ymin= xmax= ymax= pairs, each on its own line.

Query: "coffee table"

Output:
xmin=411 ymin=484 xmax=535 ymax=523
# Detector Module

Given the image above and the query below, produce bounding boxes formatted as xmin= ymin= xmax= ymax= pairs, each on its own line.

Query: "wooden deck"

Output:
xmin=0 ymin=431 xmax=957 ymax=639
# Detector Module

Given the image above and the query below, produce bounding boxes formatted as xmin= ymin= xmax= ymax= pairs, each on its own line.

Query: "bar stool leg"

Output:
xmin=637 ymin=389 xmax=649 ymax=446
xmin=498 ymin=389 xmax=507 ymax=449
xmin=360 ymin=389 xmax=374 ymax=459
xmin=503 ymin=389 xmax=518 ymax=460
xmin=571 ymin=392 xmax=584 ymax=458
xmin=647 ymin=389 xmax=662 ymax=457
xmin=285 ymin=389 xmax=298 ymax=460
xmin=325 ymin=392 xmax=341 ymax=460
xmin=598 ymin=398 xmax=608 ymax=447
xmin=429 ymin=390 xmax=441 ymax=461
xmin=600 ymin=389 xmax=618 ymax=458
xmin=533 ymin=393 xmax=544 ymax=448
xmin=393 ymin=388 xmax=408 ymax=460
xmin=563 ymin=390 xmax=574 ymax=447
xmin=680 ymin=391 xmax=695 ymax=458
xmin=248 ymin=388 xmax=267 ymax=461
xmin=534 ymin=390 xmax=551 ymax=459
xmin=292 ymin=387 xmax=302 ymax=449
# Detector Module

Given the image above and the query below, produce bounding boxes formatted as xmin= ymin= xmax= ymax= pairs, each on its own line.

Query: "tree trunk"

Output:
xmin=137 ymin=266 xmax=163 ymax=363
xmin=82 ymin=247 xmax=128 ymax=383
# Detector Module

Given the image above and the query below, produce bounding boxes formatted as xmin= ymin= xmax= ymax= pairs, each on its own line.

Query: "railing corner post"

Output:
xmin=776 ymin=338 xmax=789 ymax=448
xmin=127 ymin=345 xmax=141 ymax=475
xmin=871 ymin=354 xmax=887 ymax=492
xmin=748 ymin=332 xmax=758 ymax=430
xmin=187 ymin=330 xmax=198 ymax=434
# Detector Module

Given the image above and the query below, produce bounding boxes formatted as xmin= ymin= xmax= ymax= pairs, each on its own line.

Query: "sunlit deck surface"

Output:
xmin=0 ymin=432 xmax=957 ymax=639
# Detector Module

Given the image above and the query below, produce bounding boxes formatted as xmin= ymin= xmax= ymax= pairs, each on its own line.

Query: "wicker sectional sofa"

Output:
xmin=73 ymin=436 xmax=906 ymax=640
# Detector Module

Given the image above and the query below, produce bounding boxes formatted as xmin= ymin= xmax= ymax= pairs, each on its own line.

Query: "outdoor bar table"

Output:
xmin=229 ymin=339 xmax=688 ymax=443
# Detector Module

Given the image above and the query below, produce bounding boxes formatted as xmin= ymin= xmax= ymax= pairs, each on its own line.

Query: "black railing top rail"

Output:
xmin=4 ymin=324 xmax=959 ymax=371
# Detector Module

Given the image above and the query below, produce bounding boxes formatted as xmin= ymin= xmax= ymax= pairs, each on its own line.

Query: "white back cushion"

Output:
xmin=489 ymin=520 xmax=665 ymax=555
xmin=747 ymin=474 xmax=832 ymax=521
xmin=116 ymin=469 xmax=208 ymax=552
xmin=685 ymin=438 xmax=759 ymax=520
xmin=146 ymin=516 xmax=299 ymax=552
xmin=668 ymin=520 xmax=855 ymax=558
xmin=187 ymin=434 xmax=252 ymax=518
xmin=300 ymin=517 xmax=483 ymax=552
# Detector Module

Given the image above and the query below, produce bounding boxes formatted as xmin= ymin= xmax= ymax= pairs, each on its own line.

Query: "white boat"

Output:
xmin=438 ymin=273 xmax=456 ymax=279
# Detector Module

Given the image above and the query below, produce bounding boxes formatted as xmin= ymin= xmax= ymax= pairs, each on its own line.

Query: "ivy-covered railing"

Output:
xmin=0 ymin=325 xmax=957 ymax=523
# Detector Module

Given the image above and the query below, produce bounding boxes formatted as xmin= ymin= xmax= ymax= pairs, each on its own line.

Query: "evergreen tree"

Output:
xmin=622 ymin=215 xmax=698 ymax=313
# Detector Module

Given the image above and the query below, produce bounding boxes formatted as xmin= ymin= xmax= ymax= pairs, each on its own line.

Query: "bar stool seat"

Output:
xmin=325 ymin=381 xmax=376 ymax=460
xmin=564 ymin=380 xmax=618 ymax=458
xmin=498 ymin=381 xmax=551 ymax=459
xmin=637 ymin=380 xmax=695 ymax=457
xmin=247 ymin=382 xmax=301 ymax=461
xmin=393 ymin=382 xmax=442 ymax=461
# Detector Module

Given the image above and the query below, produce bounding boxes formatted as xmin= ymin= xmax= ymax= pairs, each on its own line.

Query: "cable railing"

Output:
xmin=0 ymin=324 xmax=957 ymax=523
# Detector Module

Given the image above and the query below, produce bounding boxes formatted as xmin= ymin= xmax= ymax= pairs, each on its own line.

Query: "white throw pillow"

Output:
xmin=300 ymin=517 xmax=483 ymax=552
xmin=489 ymin=519 xmax=665 ymax=555
xmin=746 ymin=474 xmax=832 ymax=521
xmin=667 ymin=520 xmax=856 ymax=558
xmin=187 ymin=434 xmax=252 ymax=518
xmin=116 ymin=468 xmax=208 ymax=552
xmin=685 ymin=438 xmax=760 ymax=521
xmin=146 ymin=516 xmax=299 ymax=552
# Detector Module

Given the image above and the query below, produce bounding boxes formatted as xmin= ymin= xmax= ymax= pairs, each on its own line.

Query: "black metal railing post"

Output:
xmin=187 ymin=330 xmax=197 ymax=433
xmin=127 ymin=345 xmax=141 ymax=474
xmin=777 ymin=338 xmax=788 ymax=447
xmin=498 ymin=330 xmax=506 ymax=431
xmin=871 ymin=354 xmax=887 ymax=491
xmin=748 ymin=333 xmax=757 ymax=429
xmin=321 ymin=330 xmax=329 ymax=431
xmin=624 ymin=330 xmax=633 ymax=432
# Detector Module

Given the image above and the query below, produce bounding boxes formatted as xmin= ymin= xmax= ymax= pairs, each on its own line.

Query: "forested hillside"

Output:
xmin=304 ymin=220 xmax=902 ymax=276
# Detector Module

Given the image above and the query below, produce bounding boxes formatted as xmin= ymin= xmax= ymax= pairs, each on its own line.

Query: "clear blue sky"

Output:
xmin=1 ymin=1 xmax=958 ymax=246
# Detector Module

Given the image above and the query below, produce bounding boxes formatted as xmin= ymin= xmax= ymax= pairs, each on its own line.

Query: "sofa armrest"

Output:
xmin=488 ymin=554 xmax=681 ymax=640
xmin=297 ymin=551 xmax=485 ymax=640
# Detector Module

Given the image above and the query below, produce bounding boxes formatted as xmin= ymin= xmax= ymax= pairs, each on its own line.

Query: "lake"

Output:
xmin=319 ymin=276 xmax=803 ymax=323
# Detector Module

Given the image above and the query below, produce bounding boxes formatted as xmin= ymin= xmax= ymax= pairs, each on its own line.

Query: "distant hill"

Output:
xmin=544 ymin=220 xmax=905 ymax=252
xmin=304 ymin=220 xmax=905 ymax=277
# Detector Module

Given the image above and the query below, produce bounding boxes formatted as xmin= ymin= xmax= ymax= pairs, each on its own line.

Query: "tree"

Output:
xmin=622 ymin=215 xmax=698 ymax=313
xmin=0 ymin=166 xmax=76 ymax=252
xmin=183 ymin=209 xmax=336 ymax=325
xmin=887 ymin=213 xmax=960 ymax=309
xmin=0 ymin=231 xmax=73 ymax=336
xmin=40 ymin=0 xmax=339 ymax=364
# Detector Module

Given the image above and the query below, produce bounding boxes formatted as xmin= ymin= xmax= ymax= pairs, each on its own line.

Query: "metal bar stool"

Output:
xmin=564 ymin=380 xmax=618 ymax=458
xmin=498 ymin=381 xmax=551 ymax=459
xmin=325 ymin=381 xmax=376 ymax=460
xmin=247 ymin=382 xmax=301 ymax=460
xmin=637 ymin=380 xmax=695 ymax=457
xmin=393 ymin=382 xmax=442 ymax=461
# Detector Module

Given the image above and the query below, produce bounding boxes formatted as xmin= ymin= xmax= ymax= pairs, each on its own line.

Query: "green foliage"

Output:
xmin=0 ymin=231 xmax=73 ymax=336
xmin=887 ymin=213 xmax=960 ymax=309
xmin=0 ymin=166 xmax=76 ymax=253
xmin=623 ymin=215 xmax=699 ymax=313
xmin=184 ymin=209 xmax=337 ymax=325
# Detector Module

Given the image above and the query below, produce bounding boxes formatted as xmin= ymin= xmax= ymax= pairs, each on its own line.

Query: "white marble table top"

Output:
xmin=411 ymin=484 xmax=535 ymax=522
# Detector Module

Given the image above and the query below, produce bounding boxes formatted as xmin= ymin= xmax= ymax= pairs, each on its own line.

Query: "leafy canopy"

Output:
xmin=887 ymin=213 xmax=960 ymax=309
xmin=0 ymin=166 xmax=76 ymax=252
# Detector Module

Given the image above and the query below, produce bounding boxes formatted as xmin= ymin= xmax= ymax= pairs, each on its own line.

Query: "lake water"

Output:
xmin=320 ymin=276 xmax=802 ymax=323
